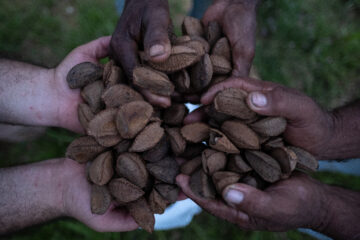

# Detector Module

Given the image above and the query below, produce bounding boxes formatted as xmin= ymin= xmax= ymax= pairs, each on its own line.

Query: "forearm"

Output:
xmin=0 ymin=59 xmax=58 ymax=127
xmin=314 ymin=184 xmax=360 ymax=240
xmin=323 ymin=100 xmax=360 ymax=160
xmin=0 ymin=159 xmax=65 ymax=234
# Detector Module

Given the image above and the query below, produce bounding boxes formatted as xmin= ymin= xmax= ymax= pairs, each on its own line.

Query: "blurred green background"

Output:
xmin=0 ymin=0 xmax=359 ymax=239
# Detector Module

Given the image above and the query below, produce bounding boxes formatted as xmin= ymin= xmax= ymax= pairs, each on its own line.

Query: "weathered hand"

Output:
xmin=61 ymin=158 xmax=138 ymax=232
xmin=176 ymin=172 xmax=328 ymax=232
xmin=110 ymin=0 xmax=172 ymax=108
xmin=202 ymin=0 xmax=259 ymax=77
xmin=185 ymin=77 xmax=335 ymax=159
xmin=54 ymin=36 xmax=111 ymax=133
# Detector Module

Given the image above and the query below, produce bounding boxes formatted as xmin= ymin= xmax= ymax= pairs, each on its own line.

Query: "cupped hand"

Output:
xmin=54 ymin=36 xmax=111 ymax=133
xmin=202 ymin=0 xmax=259 ymax=77
xmin=110 ymin=0 xmax=172 ymax=108
xmin=61 ymin=158 xmax=138 ymax=232
xmin=185 ymin=77 xmax=336 ymax=159
xmin=177 ymin=172 xmax=328 ymax=232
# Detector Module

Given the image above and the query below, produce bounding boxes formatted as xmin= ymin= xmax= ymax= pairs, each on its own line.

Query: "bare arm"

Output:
xmin=0 ymin=36 xmax=112 ymax=133
xmin=0 ymin=59 xmax=58 ymax=127
xmin=0 ymin=158 xmax=137 ymax=234
xmin=0 ymin=159 xmax=65 ymax=233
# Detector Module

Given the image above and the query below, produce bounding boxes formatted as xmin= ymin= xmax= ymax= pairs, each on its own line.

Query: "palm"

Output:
xmin=63 ymin=159 xmax=138 ymax=232
xmin=53 ymin=36 xmax=111 ymax=133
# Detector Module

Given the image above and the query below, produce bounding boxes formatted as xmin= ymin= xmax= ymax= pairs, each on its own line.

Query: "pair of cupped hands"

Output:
xmin=54 ymin=0 xmax=336 ymax=233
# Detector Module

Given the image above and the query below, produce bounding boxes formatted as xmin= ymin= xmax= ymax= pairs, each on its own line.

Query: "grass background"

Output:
xmin=0 ymin=0 xmax=359 ymax=239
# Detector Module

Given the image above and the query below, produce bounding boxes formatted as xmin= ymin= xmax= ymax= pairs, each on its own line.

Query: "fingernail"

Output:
xmin=224 ymin=188 xmax=244 ymax=205
xmin=149 ymin=44 xmax=165 ymax=57
xmin=251 ymin=92 xmax=267 ymax=107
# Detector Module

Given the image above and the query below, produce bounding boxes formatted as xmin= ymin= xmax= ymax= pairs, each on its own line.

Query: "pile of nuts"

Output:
xmin=65 ymin=16 xmax=318 ymax=233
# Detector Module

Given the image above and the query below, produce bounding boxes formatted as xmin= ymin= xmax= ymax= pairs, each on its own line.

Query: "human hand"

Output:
xmin=185 ymin=77 xmax=335 ymax=159
xmin=61 ymin=158 xmax=138 ymax=232
xmin=202 ymin=0 xmax=259 ymax=77
xmin=110 ymin=0 xmax=172 ymax=108
xmin=54 ymin=36 xmax=111 ymax=133
xmin=176 ymin=172 xmax=328 ymax=232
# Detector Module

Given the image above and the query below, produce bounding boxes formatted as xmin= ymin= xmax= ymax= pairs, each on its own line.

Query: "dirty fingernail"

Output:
xmin=149 ymin=45 xmax=165 ymax=57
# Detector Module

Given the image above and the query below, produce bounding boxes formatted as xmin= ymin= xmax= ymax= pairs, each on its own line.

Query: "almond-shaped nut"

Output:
xmin=190 ymin=169 xmax=216 ymax=199
xmin=263 ymin=137 xmax=285 ymax=151
xmin=133 ymin=67 xmax=174 ymax=96
xmin=90 ymin=185 xmax=111 ymax=215
xmin=116 ymin=153 xmax=148 ymax=188
xmin=182 ymin=40 xmax=206 ymax=56
xmin=250 ymin=117 xmax=287 ymax=137
xmin=143 ymin=45 xmax=201 ymax=73
xmin=81 ymin=80 xmax=104 ymax=113
xmin=209 ymin=128 xmax=240 ymax=154
xmin=241 ymin=174 xmax=266 ymax=189
xmin=154 ymin=183 xmax=179 ymax=204
xmin=181 ymin=122 xmax=210 ymax=143
xmin=108 ymin=178 xmax=144 ymax=204
xmin=142 ymin=135 xmax=170 ymax=162
xmin=148 ymin=188 xmax=168 ymax=214
xmin=210 ymin=55 xmax=232 ymax=74
xmin=173 ymin=35 xmax=192 ymax=45
xmin=171 ymin=69 xmax=191 ymax=93
xmin=190 ymin=53 xmax=213 ymax=92
xmin=227 ymin=154 xmax=252 ymax=173
xmin=190 ymin=35 xmax=210 ymax=53
xmin=206 ymin=21 xmax=222 ymax=47
xmin=78 ymin=103 xmax=95 ymax=129
xmin=180 ymin=156 xmax=202 ymax=175
xmin=66 ymin=136 xmax=106 ymax=163
xmin=182 ymin=16 xmax=204 ymax=37
xmin=89 ymin=151 xmax=114 ymax=186
xmin=202 ymin=149 xmax=227 ymax=175
xmin=221 ymin=120 xmax=260 ymax=150
xmin=130 ymin=122 xmax=165 ymax=152
xmin=127 ymin=197 xmax=155 ymax=233
xmin=101 ymin=84 xmax=143 ymax=108
xmin=212 ymin=171 xmax=242 ymax=194
xmin=114 ymin=139 xmax=132 ymax=154
xmin=163 ymin=104 xmax=189 ymax=126
xmin=103 ymin=61 xmax=125 ymax=88
xmin=214 ymin=88 xmax=257 ymax=120
xmin=245 ymin=151 xmax=281 ymax=183
xmin=87 ymin=109 xmax=122 ymax=147
xmin=166 ymin=127 xmax=187 ymax=156
xmin=288 ymin=146 xmax=318 ymax=172
xmin=146 ymin=156 xmax=179 ymax=184
xmin=204 ymin=104 xmax=231 ymax=123
xmin=269 ymin=147 xmax=298 ymax=176
xmin=116 ymin=101 xmax=153 ymax=139
xmin=67 ymin=62 xmax=103 ymax=89
xmin=212 ymin=37 xmax=231 ymax=61
xmin=180 ymin=143 xmax=207 ymax=159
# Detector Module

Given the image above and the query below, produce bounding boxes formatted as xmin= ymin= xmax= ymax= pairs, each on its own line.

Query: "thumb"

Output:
xmin=223 ymin=183 xmax=270 ymax=217
xmin=246 ymin=86 xmax=313 ymax=122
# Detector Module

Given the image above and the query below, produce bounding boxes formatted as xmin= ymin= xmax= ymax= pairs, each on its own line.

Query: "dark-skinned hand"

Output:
xmin=110 ymin=0 xmax=172 ymax=108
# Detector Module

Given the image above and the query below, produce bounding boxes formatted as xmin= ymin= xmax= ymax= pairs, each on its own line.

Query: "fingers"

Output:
xmin=143 ymin=3 xmax=171 ymax=62
xmin=183 ymin=106 xmax=207 ymax=124
xmin=176 ymin=174 xmax=251 ymax=227
xmin=222 ymin=183 xmax=271 ymax=217
xmin=93 ymin=206 xmax=138 ymax=232
xmin=201 ymin=77 xmax=276 ymax=105
xmin=202 ymin=1 xmax=228 ymax=27
xmin=140 ymin=89 xmax=171 ymax=108
xmin=246 ymin=86 xmax=316 ymax=122
xmin=77 ymin=36 xmax=111 ymax=60
xmin=222 ymin=3 xmax=257 ymax=77
xmin=110 ymin=30 xmax=139 ymax=79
